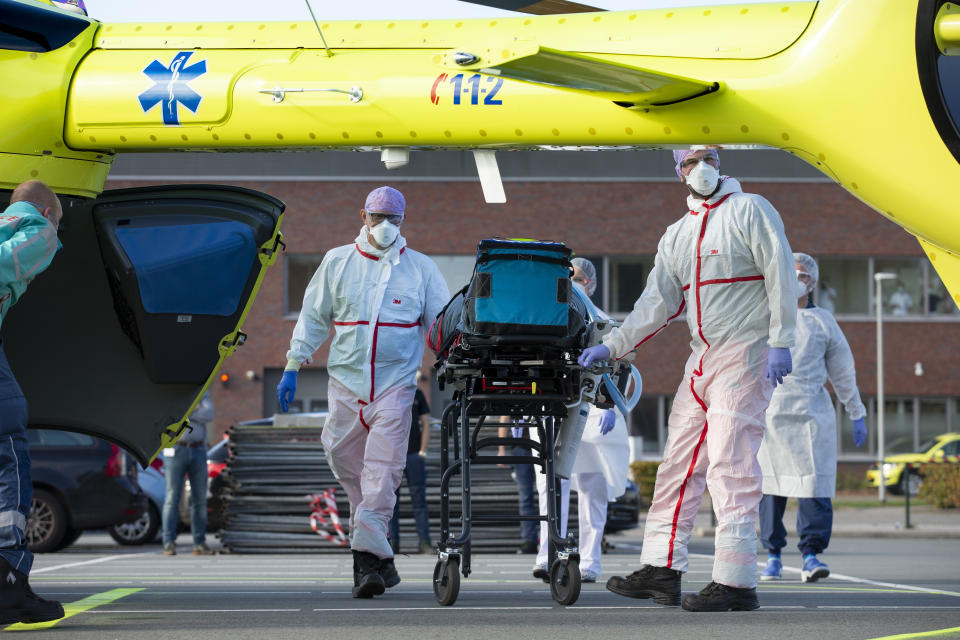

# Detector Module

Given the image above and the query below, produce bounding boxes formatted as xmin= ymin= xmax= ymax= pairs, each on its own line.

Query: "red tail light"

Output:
xmin=208 ymin=461 xmax=226 ymax=478
xmin=106 ymin=444 xmax=123 ymax=477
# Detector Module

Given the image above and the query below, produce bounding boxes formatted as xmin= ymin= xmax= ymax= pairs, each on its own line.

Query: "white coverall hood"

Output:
xmin=758 ymin=307 xmax=866 ymax=498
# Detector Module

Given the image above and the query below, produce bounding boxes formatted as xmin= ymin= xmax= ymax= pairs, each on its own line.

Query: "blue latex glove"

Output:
xmin=599 ymin=409 xmax=616 ymax=435
xmin=277 ymin=370 xmax=298 ymax=412
xmin=853 ymin=418 xmax=867 ymax=447
xmin=578 ymin=344 xmax=611 ymax=368
xmin=765 ymin=347 xmax=792 ymax=388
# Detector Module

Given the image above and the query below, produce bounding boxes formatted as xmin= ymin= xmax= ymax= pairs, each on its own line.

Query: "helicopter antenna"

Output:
xmin=304 ymin=0 xmax=333 ymax=57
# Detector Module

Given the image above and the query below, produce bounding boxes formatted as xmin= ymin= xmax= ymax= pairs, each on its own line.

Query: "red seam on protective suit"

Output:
xmin=665 ymin=192 xmax=731 ymax=567
xmin=370 ymin=318 xmax=379 ymax=402
xmin=355 ymin=244 xmax=406 ymax=261
xmin=621 ymin=299 xmax=686 ymax=358
xmin=358 ymin=405 xmax=370 ymax=431
xmin=334 ymin=320 xmax=370 ymax=326
xmin=699 ymin=275 xmax=764 ymax=286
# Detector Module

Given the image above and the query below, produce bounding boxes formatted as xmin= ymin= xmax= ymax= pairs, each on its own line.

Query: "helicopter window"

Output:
xmin=938 ymin=55 xmax=960 ymax=136
xmin=0 ymin=4 xmax=89 ymax=53
xmin=113 ymin=220 xmax=257 ymax=316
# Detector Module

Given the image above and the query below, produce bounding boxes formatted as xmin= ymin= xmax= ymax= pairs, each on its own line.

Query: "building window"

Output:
xmin=815 ymin=258 xmax=869 ymax=315
xmin=927 ymin=267 xmax=960 ymax=315
xmin=816 ymin=256 xmax=958 ymax=319
xmin=874 ymin=257 xmax=924 ymax=316
xmin=284 ymin=254 xmax=324 ymax=316
xmin=609 ymin=256 xmax=655 ymax=315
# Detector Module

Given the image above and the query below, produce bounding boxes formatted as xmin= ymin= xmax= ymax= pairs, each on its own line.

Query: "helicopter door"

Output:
xmin=2 ymin=185 xmax=284 ymax=465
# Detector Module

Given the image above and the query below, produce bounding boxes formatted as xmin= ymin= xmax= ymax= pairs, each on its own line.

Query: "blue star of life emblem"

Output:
xmin=137 ymin=51 xmax=207 ymax=126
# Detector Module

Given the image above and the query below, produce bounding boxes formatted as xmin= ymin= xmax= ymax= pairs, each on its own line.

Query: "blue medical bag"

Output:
xmin=462 ymin=239 xmax=574 ymax=337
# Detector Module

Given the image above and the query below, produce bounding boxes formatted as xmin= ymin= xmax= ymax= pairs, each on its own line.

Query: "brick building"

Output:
xmin=107 ymin=149 xmax=960 ymax=462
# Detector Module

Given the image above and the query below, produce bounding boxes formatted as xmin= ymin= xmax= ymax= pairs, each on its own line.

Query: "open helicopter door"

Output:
xmin=2 ymin=185 xmax=284 ymax=466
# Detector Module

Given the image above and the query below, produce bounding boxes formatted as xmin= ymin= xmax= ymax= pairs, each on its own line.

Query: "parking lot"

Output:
xmin=10 ymin=527 xmax=960 ymax=640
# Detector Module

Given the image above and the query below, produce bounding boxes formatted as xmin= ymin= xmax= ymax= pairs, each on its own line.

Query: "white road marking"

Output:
xmin=82 ymin=608 xmax=302 ymax=614
xmin=31 ymin=553 xmax=153 ymax=574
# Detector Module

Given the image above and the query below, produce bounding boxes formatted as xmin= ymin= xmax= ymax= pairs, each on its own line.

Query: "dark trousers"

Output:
xmin=0 ymin=341 xmax=31 ymax=575
xmin=389 ymin=453 xmax=431 ymax=550
xmin=512 ymin=446 xmax=538 ymax=544
xmin=759 ymin=494 xmax=833 ymax=556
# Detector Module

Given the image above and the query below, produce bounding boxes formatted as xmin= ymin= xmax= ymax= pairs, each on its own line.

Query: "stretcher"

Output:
xmin=426 ymin=240 xmax=640 ymax=606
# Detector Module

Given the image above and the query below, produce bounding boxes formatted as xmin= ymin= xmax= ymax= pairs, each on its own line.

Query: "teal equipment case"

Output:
xmin=462 ymin=239 xmax=574 ymax=337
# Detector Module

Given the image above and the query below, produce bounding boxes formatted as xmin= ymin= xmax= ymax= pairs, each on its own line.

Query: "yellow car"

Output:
xmin=866 ymin=433 xmax=960 ymax=496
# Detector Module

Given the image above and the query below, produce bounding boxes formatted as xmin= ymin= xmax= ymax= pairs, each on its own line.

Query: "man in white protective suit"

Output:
xmin=579 ymin=147 xmax=797 ymax=612
xmin=757 ymin=253 xmax=867 ymax=584
xmin=277 ymin=186 xmax=449 ymax=598
xmin=531 ymin=258 xmax=631 ymax=585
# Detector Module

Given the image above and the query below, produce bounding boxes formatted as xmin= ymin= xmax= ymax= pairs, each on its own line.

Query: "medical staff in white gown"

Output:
xmin=277 ymin=186 xmax=449 ymax=599
xmin=757 ymin=253 xmax=866 ymax=584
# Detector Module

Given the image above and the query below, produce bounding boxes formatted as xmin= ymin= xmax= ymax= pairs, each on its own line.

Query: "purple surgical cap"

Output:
xmin=673 ymin=148 xmax=720 ymax=179
xmin=364 ymin=186 xmax=406 ymax=215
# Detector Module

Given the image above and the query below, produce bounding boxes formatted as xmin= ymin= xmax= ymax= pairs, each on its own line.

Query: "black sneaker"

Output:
xmin=532 ymin=565 xmax=549 ymax=583
xmin=0 ymin=559 xmax=65 ymax=624
xmin=605 ymin=565 xmax=681 ymax=606
xmin=351 ymin=551 xmax=386 ymax=599
xmin=682 ymin=581 xmax=759 ymax=612
xmin=380 ymin=558 xmax=400 ymax=589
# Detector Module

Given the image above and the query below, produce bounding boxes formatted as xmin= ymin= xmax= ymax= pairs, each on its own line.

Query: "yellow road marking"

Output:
xmin=5 ymin=587 xmax=143 ymax=631
xmin=866 ymin=627 xmax=960 ymax=640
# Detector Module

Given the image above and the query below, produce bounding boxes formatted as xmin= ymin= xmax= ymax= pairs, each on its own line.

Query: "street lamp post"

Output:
xmin=874 ymin=272 xmax=898 ymax=503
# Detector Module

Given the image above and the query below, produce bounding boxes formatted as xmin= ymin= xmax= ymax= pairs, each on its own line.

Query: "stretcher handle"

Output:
xmin=602 ymin=364 xmax=643 ymax=416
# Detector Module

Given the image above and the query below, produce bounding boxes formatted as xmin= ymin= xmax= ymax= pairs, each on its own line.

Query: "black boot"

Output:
xmin=351 ymin=551 xmax=385 ymax=599
xmin=379 ymin=558 xmax=400 ymax=589
xmin=681 ymin=581 xmax=759 ymax=612
xmin=605 ymin=564 xmax=681 ymax=606
xmin=0 ymin=558 xmax=64 ymax=624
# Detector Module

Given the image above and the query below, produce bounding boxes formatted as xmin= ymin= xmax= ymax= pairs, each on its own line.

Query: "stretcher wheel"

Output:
xmin=433 ymin=557 xmax=461 ymax=606
xmin=549 ymin=558 xmax=581 ymax=606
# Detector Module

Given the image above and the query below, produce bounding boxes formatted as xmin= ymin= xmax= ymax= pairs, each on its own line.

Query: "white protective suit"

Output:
xmin=534 ymin=406 xmax=628 ymax=576
xmin=286 ymin=228 xmax=449 ymax=558
xmin=601 ymin=177 xmax=796 ymax=589
xmin=758 ymin=306 xmax=866 ymax=498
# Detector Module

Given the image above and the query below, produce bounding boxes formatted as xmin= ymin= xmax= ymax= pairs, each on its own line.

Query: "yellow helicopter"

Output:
xmin=1 ymin=0 xmax=958 ymax=460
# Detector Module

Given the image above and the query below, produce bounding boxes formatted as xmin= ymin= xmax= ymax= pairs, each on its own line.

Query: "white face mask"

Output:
xmin=796 ymin=277 xmax=809 ymax=299
xmin=370 ymin=220 xmax=400 ymax=247
xmin=685 ymin=161 xmax=720 ymax=197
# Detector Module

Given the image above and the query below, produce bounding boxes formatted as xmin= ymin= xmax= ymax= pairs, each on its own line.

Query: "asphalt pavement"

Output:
xmin=8 ymin=503 xmax=960 ymax=639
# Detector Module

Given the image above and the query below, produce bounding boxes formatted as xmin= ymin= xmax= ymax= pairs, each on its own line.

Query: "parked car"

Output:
xmin=27 ymin=428 xmax=146 ymax=552
xmin=108 ymin=457 xmax=164 ymax=545
xmin=866 ymin=432 xmax=960 ymax=495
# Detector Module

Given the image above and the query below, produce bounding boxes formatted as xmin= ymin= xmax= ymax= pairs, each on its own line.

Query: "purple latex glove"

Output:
xmin=599 ymin=409 xmax=616 ymax=435
xmin=578 ymin=344 xmax=610 ymax=368
xmin=853 ymin=418 xmax=867 ymax=447
xmin=765 ymin=347 xmax=792 ymax=388
xmin=277 ymin=370 xmax=298 ymax=412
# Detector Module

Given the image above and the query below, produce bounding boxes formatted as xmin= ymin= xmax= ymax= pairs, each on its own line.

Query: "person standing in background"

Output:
xmin=757 ymin=253 xmax=867 ymax=584
xmin=162 ymin=390 xmax=215 ymax=556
